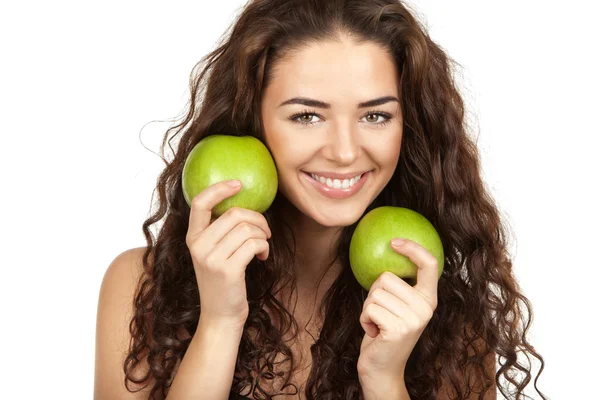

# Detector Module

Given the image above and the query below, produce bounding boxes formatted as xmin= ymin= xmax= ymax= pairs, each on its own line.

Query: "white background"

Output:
xmin=1 ymin=1 xmax=598 ymax=399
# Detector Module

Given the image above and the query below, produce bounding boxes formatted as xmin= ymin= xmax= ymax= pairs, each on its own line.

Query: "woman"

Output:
xmin=94 ymin=0 xmax=547 ymax=399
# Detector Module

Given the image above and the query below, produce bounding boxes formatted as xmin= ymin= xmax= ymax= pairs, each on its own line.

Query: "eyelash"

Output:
xmin=288 ymin=109 xmax=394 ymax=127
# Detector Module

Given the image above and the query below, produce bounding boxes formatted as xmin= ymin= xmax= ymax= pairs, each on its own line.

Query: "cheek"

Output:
xmin=387 ymin=131 xmax=402 ymax=164
xmin=372 ymin=137 xmax=401 ymax=169
xmin=266 ymin=132 xmax=315 ymax=168
xmin=269 ymin=136 xmax=303 ymax=168
xmin=263 ymin=122 xmax=292 ymax=163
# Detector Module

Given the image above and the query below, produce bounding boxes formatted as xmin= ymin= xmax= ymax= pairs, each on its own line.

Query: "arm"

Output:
xmin=94 ymin=247 xmax=245 ymax=400
xmin=95 ymin=248 xmax=155 ymax=400
xmin=360 ymin=375 xmax=410 ymax=400
xmin=165 ymin=319 xmax=244 ymax=400
xmin=359 ymin=348 xmax=496 ymax=400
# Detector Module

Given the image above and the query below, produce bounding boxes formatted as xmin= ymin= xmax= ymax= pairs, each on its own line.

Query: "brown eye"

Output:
xmin=288 ymin=111 xmax=321 ymax=126
xmin=365 ymin=114 xmax=379 ymax=123
xmin=361 ymin=111 xmax=393 ymax=127
xmin=288 ymin=110 xmax=392 ymax=127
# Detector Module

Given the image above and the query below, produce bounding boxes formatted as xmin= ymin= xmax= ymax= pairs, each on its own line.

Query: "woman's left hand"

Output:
xmin=357 ymin=238 xmax=440 ymax=385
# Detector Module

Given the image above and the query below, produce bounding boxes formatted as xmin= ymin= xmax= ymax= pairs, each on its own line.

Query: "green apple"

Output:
xmin=182 ymin=135 xmax=278 ymax=216
xmin=349 ymin=206 xmax=444 ymax=291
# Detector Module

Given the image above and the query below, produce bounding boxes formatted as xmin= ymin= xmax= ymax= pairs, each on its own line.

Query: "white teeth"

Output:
xmin=309 ymin=172 xmax=364 ymax=189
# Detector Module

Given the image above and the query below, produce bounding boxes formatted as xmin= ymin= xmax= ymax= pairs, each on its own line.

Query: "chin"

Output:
xmin=309 ymin=205 xmax=366 ymax=228
xmin=279 ymin=171 xmax=379 ymax=227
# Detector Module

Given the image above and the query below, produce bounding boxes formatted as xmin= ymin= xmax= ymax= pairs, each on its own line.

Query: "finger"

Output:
xmin=390 ymin=239 xmax=439 ymax=307
xmin=212 ymin=222 xmax=269 ymax=260
xmin=187 ymin=180 xmax=242 ymax=243
xmin=362 ymin=287 xmax=411 ymax=321
xmin=363 ymin=284 xmax=429 ymax=331
xmin=256 ymin=244 xmax=270 ymax=261
xmin=368 ymin=271 xmax=421 ymax=308
xmin=203 ymin=207 xmax=272 ymax=249
xmin=227 ymin=238 xmax=270 ymax=267
xmin=360 ymin=303 xmax=399 ymax=339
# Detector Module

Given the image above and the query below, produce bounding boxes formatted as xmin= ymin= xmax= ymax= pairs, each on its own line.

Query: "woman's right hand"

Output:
xmin=185 ymin=180 xmax=272 ymax=330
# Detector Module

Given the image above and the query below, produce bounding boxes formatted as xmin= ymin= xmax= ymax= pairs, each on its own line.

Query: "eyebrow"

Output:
xmin=278 ymin=96 xmax=400 ymax=109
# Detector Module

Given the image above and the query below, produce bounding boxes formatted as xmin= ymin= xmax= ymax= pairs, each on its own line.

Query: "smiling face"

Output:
xmin=260 ymin=37 xmax=403 ymax=228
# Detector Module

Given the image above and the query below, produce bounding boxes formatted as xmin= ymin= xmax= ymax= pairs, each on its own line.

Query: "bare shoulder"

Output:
xmin=105 ymin=247 xmax=148 ymax=282
xmin=94 ymin=247 xmax=155 ymax=400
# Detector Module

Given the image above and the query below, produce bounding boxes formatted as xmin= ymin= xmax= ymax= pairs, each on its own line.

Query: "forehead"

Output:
xmin=266 ymin=40 xmax=399 ymax=104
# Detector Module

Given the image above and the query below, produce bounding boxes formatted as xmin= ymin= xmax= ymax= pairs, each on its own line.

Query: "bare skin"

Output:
xmin=95 ymin=35 xmax=498 ymax=400
xmin=237 ymin=35 xmax=403 ymax=399
xmin=95 ymin=36 xmax=403 ymax=400
xmin=95 ymin=245 xmax=495 ymax=400
xmin=261 ymin=34 xmax=402 ymax=303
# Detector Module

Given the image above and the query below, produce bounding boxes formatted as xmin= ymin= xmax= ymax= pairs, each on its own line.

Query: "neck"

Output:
xmin=276 ymin=199 xmax=345 ymax=303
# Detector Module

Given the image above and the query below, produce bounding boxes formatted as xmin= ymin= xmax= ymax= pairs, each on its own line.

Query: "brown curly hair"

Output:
xmin=123 ymin=0 xmax=547 ymax=399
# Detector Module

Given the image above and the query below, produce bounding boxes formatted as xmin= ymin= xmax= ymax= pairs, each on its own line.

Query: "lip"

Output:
xmin=304 ymin=170 xmax=369 ymax=180
xmin=301 ymin=170 xmax=371 ymax=199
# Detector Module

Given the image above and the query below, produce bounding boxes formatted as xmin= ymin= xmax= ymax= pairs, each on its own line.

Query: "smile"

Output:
xmin=301 ymin=170 xmax=372 ymax=199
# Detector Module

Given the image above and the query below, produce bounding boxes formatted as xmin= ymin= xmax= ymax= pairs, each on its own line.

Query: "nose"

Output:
xmin=323 ymin=126 xmax=360 ymax=166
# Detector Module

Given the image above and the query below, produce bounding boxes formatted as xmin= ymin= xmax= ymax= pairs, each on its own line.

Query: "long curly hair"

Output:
xmin=123 ymin=0 xmax=547 ymax=399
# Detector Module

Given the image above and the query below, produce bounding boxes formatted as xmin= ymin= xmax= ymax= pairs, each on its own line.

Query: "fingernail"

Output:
xmin=391 ymin=238 xmax=405 ymax=246
xmin=226 ymin=180 xmax=241 ymax=188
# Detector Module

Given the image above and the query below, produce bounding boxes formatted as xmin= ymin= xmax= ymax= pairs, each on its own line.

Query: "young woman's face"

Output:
xmin=261 ymin=38 xmax=403 ymax=227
